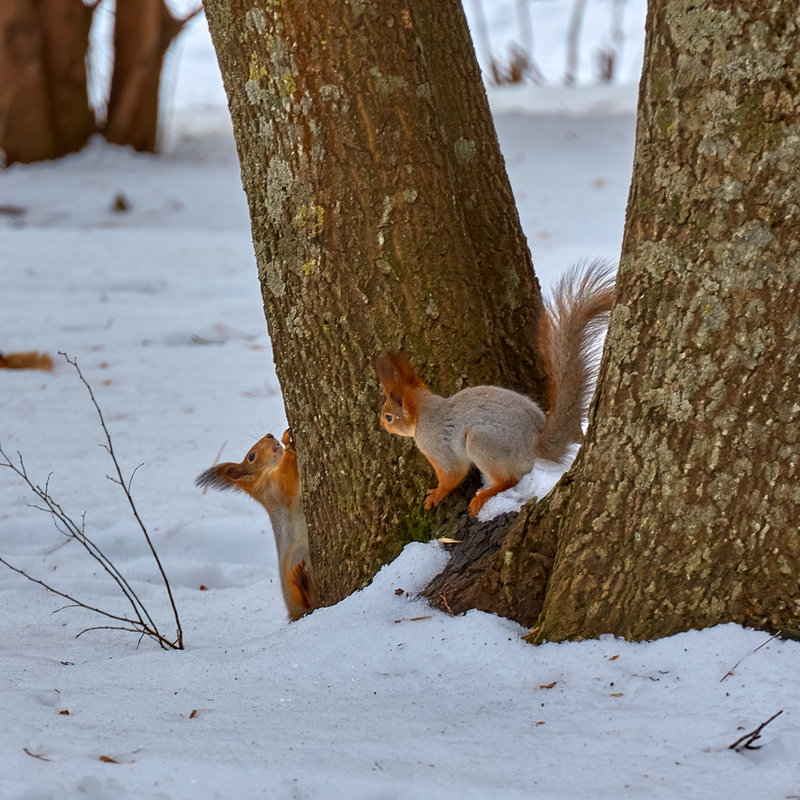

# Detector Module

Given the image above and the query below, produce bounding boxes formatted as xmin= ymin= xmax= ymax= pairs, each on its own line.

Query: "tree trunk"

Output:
xmin=38 ymin=0 xmax=95 ymax=154
xmin=0 ymin=0 xmax=94 ymax=166
xmin=203 ymin=0 xmax=544 ymax=604
xmin=0 ymin=0 xmax=57 ymax=164
xmin=538 ymin=0 xmax=800 ymax=641
xmin=430 ymin=0 xmax=800 ymax=643
xmin=104 ymin=0 xmax=187 ymax=152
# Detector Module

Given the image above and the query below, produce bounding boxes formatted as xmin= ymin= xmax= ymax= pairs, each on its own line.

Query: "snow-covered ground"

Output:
xmin=2 ymin=4 xmax=799 ymax=799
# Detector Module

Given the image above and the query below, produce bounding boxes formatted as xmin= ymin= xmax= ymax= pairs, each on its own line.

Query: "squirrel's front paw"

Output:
xmin=424 ymin=488 xmax=446 ymax=510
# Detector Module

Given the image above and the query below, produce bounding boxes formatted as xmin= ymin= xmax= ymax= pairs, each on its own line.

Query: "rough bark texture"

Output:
xmin=105 ymin=0 xmax=188 ymax=152
xmin=0 ymin=0 xmax=93 ymax=165
xmin=537 ymin=0 xmax=800 ymax=641
xmin=424 ymin=472 xmax=571 ymax=628
xmin=203 ymin=0 xmax=544 ymax=603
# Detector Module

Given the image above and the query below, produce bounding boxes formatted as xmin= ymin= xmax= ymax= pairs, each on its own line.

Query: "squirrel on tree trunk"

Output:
xmin=196 ymin=429 xmax=317 ymax=621
xmin=375 ymin=260 xmax=615 ymax=516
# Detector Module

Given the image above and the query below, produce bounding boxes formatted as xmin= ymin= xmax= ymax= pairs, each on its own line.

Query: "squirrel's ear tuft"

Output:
xmin=375 ymin=351 xmax=426 ymax=393
xmin=375 ymin=351 xmax=400 ymax=393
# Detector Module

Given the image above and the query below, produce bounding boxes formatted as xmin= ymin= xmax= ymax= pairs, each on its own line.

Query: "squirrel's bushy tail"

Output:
xmin=536 ymin=259 xmax=615 ymax=463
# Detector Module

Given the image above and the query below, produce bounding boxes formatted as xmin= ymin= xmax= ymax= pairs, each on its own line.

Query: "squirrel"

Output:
xmin=195 ymin=429 xmax=318 ymax=621
xmin=375 ymin=260 xmax=615 ymax=516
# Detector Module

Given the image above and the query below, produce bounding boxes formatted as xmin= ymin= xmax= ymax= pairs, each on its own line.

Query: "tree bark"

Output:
xmin=538 ymin=0 xmax=800 ymax=640
xmin=428 ymin=0 xmax=800 ymax=643
xmin=203 ymin=0 xmax=544 ymax=604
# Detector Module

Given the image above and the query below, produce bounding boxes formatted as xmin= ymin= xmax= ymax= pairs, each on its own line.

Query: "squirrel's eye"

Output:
xmin=384 ymin=414 xmax=393 ymax=423
xmin=248 ymin=452 xmax=256 ymax=462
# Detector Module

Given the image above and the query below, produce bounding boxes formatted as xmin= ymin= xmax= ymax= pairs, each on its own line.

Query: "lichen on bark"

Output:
xmin=537 ymin=0 xmax=800 ymax=642
xmin=204 ymin=0 xmax=544 ymax=603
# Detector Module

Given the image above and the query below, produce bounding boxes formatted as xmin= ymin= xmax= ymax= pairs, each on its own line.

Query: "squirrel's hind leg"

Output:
xmin=464 ymin=428 xmax=528 ymax=515
xmin=468 ymin=475 xmax=518 ymax=516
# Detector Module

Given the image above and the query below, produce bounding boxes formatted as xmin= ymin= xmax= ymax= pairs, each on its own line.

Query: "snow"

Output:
xmin=2 ymin=4 xmax=799 ymax=799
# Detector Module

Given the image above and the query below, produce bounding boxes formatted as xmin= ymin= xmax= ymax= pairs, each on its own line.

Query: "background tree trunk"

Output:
xmin=38 ymin=0 xmax=95 ymax=154
xmin=539 ymin=0 xmax=800 ymax=640
xmin=204 ymin=0 xmax=545 ymax=604
xmin=0 ymin=0 xmax=94 ymax=165
xmin=0 ymin=0 xmax=53 ymax=165
xmin=104 ymin=0 xmax=194 ymax=152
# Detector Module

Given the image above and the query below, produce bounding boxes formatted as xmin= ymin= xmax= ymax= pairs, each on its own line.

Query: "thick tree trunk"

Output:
xmin=204 ymin=0 xmax=544 ymax=604
xmin=104 ymin=0 xmax=189 ymax=152
xmin=429 ymin=0 xmax=800 ymax=643
xmin=540 ymin=0 xmax=800 ymax=640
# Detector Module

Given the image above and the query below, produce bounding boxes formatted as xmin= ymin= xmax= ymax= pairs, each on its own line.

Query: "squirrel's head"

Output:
xmin=195 ymin=432 xmax=284 ymax=498
xmin=379 ymin=393 xmax=416 ymax=437
xmin=375 ymin=351 xmax=422 ymax=437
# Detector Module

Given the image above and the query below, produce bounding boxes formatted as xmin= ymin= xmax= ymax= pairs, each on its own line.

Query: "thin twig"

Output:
xmin=720 ymin=632 xmax=781 ymax=682
xmin=0 ymin=354 xmax=183 ymax=649
xmin=2 ymin=447 xmax=154 ymax=635
xmin=76 ymin=625 xmax=149 ymax=640
xmin=23 ymin=747 xmax=51 ymax=762
xmin=0 ymin=556 xmax=173 ymax=648
xmin=729 ymin=710 xmax=783 ymax=752
xmin=439 ymin=593 xmax=454 ymax=616
xmin=59 ymin=353 xmax=183 ymax=648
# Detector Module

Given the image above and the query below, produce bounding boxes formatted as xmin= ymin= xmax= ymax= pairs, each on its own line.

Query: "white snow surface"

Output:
xmin=2 ymin=6 xmax=799 ymax=799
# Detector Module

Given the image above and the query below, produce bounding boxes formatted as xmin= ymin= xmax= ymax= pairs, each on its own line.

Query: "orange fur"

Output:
xmin=196 ymin=430 xmax=317 ymax=621
xmin=375 ymin=351 xmax=424 ymax=434
xmin=535 ymin=261 xmax=615 ymax=459
xmin=468 ymin=476 xmax=518 ymax=516
xmin=375 ymin=261 xmax=615 ymax=517
xmin=288 ymin=560 xmax=315 ymax=611
xmin=195 ymin=434 xmax=284 ymax=500
xmin=425 ymin=465 xmax=469 ymax=510
xmin=274 ymin=431 xmax=301 ymax=510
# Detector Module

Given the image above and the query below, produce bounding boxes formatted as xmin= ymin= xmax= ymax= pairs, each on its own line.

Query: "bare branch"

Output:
xmin=58 ymin=352 xmax=183 ymax=648
xmin=127 ymin=462 xmax=145 ymax=493
xmin=729 ymin=710 xmax=784 ymax=752
xmin=7 ymin=445 xmax=154 ymax=632
xmin=0 ymin=354 xmax=183 ymax=649
xmin=0 ymin=557 xmax=145 ymax=629
xmin=76 ymin=625 xmax=151 ymax=640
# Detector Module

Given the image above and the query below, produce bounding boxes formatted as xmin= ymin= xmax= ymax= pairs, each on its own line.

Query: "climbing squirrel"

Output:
xmin=375 ymin=260 xmax=615 ymax=516
xmin=195 ymin=429 xmax=318 ymax=621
